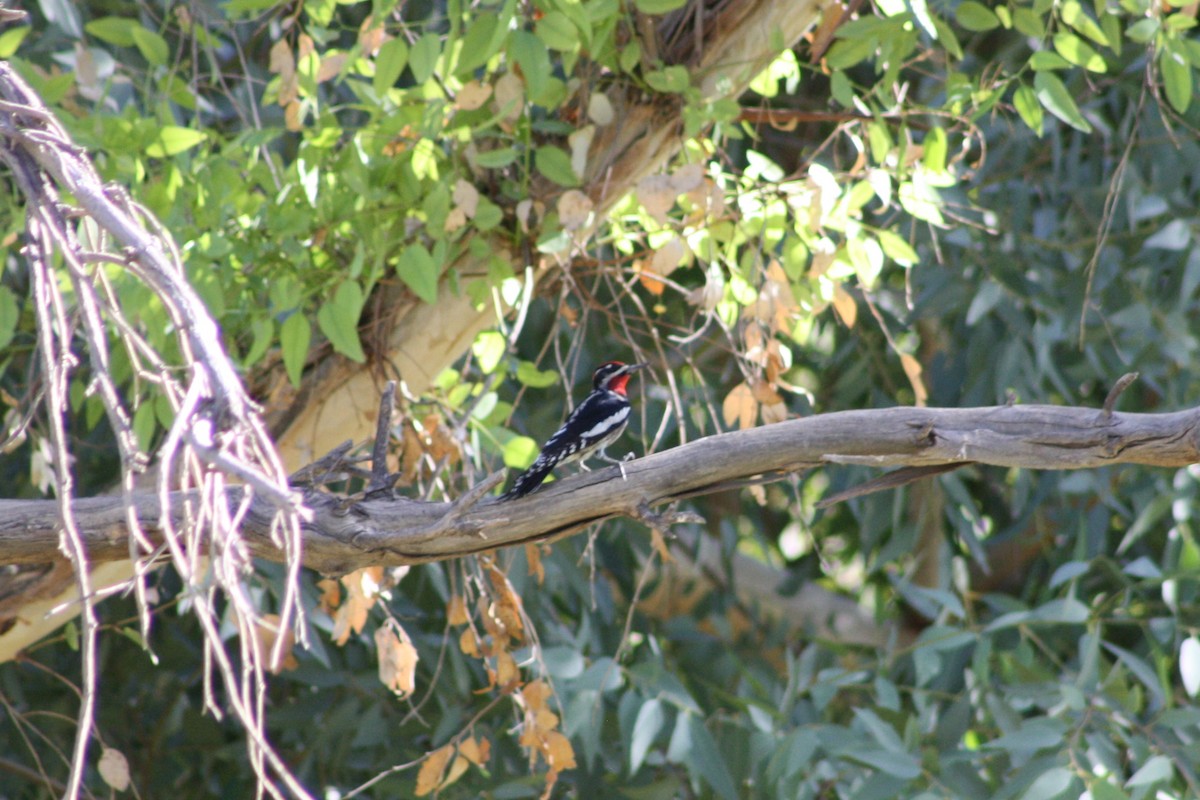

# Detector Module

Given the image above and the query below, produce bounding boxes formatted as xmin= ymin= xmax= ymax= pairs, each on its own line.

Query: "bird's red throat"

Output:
xmin=609 ymin=374 xmax=632 ymax=395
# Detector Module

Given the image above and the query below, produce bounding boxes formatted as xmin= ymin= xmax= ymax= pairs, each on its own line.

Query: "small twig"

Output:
xmin=815 ymin=463 xmax=967 ymax=509
xmin=287 ymin=440 xmax=357 ymax=485
xmin=365 ymin=381 xmax=399 ymax=497
xmin=418 ymin=472 xmax=507 ymax=539
xmin=1101 ymin=372 xmax=1139 ymax=420
xmin=632 ymin=499 xmax=703 ymax=534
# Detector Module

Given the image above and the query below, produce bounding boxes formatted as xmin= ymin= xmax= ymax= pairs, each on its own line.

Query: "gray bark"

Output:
xmin=4 ymin=403 xmax=1197 ymax=575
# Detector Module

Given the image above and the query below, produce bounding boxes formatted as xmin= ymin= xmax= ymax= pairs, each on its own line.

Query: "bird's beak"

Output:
xmin=625 ymin=363 xmax=649 ymax=373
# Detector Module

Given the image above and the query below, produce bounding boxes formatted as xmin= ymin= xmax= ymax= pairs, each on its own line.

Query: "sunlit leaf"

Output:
xmin=1033 ymin=71 xmax=1093 ymax=132
xmin=145 ymin=126 xmax=207 ymax=157
xmin=316 ymin=281 xmax=366 ymax=362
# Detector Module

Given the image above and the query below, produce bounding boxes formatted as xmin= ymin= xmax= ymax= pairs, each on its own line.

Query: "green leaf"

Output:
xmin=131 ymin=26 xmax=170 ymax=67
xmin=0 ymin=26 xmax=30 ymax=58
xmin=316 ymin=281 xmax=366 ymax=363
xmin=1160 ymin=44 xmax=1193 ymax=113
xmin=456 ymin=12 xmax=503 ymax=74
xmin=509 ymin=31 xmax=551 ymax=104
xmin=1033 ymin=71 xmax=1092 ymax=132
xmin=907 ymin=0 xmax=938 ymax=38
xmin=409 ymin=32 xmax=441 ymax=84
xmin=1012 ymin=6 xmax=1044 ymax=37
xmin=1088 ymin=780 xmax=1130 ymax=800
xmin=685 ymin=715 xmax=737 ymax=800
xmin=1023 ymin=766 xmax=1073 ymax=799
xmin=85 ymin=17 xmax=137 ymax=47
xmin=1053 ymin=32 xmax=1106 ymax=72
xmin=516 ymin=361 xmax=558 ymax=388
xmin=133 ymin=401 xmax=157 ymax=451
xmin=242 ymin=317 xmax=273 ymax=367
xmin=923 ymin=126 xmax=947 ymax=172
xmin=373 ymin=37 xmax=408 ymax=96
xmin=535 ymin=145 xmax=580 ymax=187
xmin=502 ymin=435 xmax=539 ymax=468
xmin=536 ymin=11 xmax=579 ymax=51
xmin=472 ymin=331 xmax=506 ymax=375
xmin=0 ymin=285 xmax=17 ymax=351
xmin=397 ymin=244 xmax=440 ymax=304
xmin=475 ymin=148 xmax=518 ymax=169
xmin=1126 ymin=18 xmax=1159 ymax=43
xmin=636 ymin=0 xmax=689 ymax=13
xmin=956 ymin=1 xmax=1000 ymax=32
xmin=1126 ymin=755 xmax=1173 ymax=788
xmin=629 ymin=698 xmax=664 ymax=774
xmin=1029 ymin=51 xmax=1071 ymax=70
xmin=877 ymin=229 xmax=918 ymax=266
xmin=280 ymin=312 xmax=311 ymax=388
xmin=1013 ymin=82 xmax=1044 ymax=135
xmin=144 ymin=126 xmax=207 ymax=157
xmin=1061 ymin=0 xmax=1110 ymax=46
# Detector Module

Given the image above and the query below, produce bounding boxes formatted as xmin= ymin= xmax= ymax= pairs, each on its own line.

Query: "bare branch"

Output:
xmin=3 ymin=402 xmax=1198 ymax=575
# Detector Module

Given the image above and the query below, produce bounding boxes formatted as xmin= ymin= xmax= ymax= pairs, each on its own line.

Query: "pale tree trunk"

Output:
xmin=0 ymin=0 xmax=836 ymax=661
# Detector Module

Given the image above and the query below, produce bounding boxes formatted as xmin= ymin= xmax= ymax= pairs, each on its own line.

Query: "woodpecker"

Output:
xmin=500 ymin=361 xmax=648 ymax=500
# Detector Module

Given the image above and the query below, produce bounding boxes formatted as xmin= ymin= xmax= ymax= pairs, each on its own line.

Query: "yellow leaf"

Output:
xmin=899 ymin=353 xmax=928 ymax=407
xmin=459 ymin=626 xmax=479 ymax=657
xmin=375 ymin=624 xmax=419 ymax=697
xmin=316 ymin=578 xmax=340 ymax=614
xmin=543 ymin=730 xmax=577 ymax=770
xmin=485 ymin=565 xmax=525 ymax=643
xmin=495 ymin=649 xmax=519 ymax=687
xmin=649 ymin=527 xmax=674 ymax=563
xmin=442 ymin=755 xmax=470 ymax=790
xmin=525 ymin=542 xmax=545 ymax=584
xmin=459 ymin=736 xmax=491 ymax=766
xmin=456 ymin=79 xmax=492 ymax=110
xmin=332 ymin=567 xmax=384 ymax=645
xmin=447 ymin=595 xmax=469 ymax=626
xmin=831 ymin=284 xmax=857 ymax=328
xmin=415 ymin=745 xmax=454 ymax=797
xmin=722 ymin=381 xmax=757 ymax=430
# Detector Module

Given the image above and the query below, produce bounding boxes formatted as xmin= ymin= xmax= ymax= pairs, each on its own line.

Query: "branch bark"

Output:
xmin=4 ymin=403 xmax=1197 ymax=574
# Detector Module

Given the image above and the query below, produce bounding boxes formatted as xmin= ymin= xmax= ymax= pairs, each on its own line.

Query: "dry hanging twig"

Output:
xmin=0 ymin=63 xmax=312 ymax=799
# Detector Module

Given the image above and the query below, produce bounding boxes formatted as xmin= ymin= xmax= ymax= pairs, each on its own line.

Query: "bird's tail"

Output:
xmin=499 ymin=459 xmax=555 ymax=500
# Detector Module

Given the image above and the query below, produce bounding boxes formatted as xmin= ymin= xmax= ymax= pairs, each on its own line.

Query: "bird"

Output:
xmin=500 ymin=361 xmax=648 ymax=500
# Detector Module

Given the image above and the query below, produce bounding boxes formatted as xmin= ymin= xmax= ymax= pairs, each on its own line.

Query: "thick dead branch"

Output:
xmin=3 ymin=403 xmax=1198 ymax=575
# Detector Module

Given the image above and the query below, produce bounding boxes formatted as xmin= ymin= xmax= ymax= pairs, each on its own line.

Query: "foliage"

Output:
xmin=1 ymin=0 xmax=1200 ymax=797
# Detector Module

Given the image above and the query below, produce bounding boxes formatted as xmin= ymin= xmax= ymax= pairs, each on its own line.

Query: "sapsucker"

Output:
xmin=500 ymin=361 xmax=648 ymax=500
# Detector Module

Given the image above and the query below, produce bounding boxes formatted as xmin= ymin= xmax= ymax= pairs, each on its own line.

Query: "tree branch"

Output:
xmin=3 ymin=402 xmax=1197 ymax=575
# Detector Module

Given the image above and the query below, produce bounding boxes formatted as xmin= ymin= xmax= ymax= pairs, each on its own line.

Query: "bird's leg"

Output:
xmin=595 ymin=448 xmax=628 ymax=480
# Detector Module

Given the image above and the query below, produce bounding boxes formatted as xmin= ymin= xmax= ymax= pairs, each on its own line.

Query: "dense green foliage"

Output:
xmin=2 ymin=0 xmax=1200 ymax=797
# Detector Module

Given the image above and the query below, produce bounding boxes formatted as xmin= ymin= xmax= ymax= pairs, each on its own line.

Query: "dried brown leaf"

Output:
xmin=456 ymin=79 xmax=492 ymax=110
xmin=447 ymin=595 xmax=469 ymax=626
xmin=831 ymin=284 xmax=857 ymax=328
xmin=415 ymin=745 xmax=454 ymax=797
xmin=557 ymin=189 xmax=593 ymax=231
xmin=722 ymin=382 xmax=757 ymax=431
xmin=98 ymin=747 xmax=130 ymax=791
xmin=375 ymin=624 xmax=419 ymax=697
xmin=636 ymin=174 xmax=676 ymax=224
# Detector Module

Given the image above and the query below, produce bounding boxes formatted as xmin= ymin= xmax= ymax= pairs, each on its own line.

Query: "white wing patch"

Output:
xmin=580 ymin=406 xmax=629 ymax=439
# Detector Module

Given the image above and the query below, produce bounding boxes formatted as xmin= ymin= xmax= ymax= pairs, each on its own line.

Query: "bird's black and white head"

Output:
xmin=592 ymin=361 xmax=648 ymax=395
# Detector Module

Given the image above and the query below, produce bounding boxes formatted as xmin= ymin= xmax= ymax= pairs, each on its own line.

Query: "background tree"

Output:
xmin=1 ymin=0 xmax=1199 ymax=798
